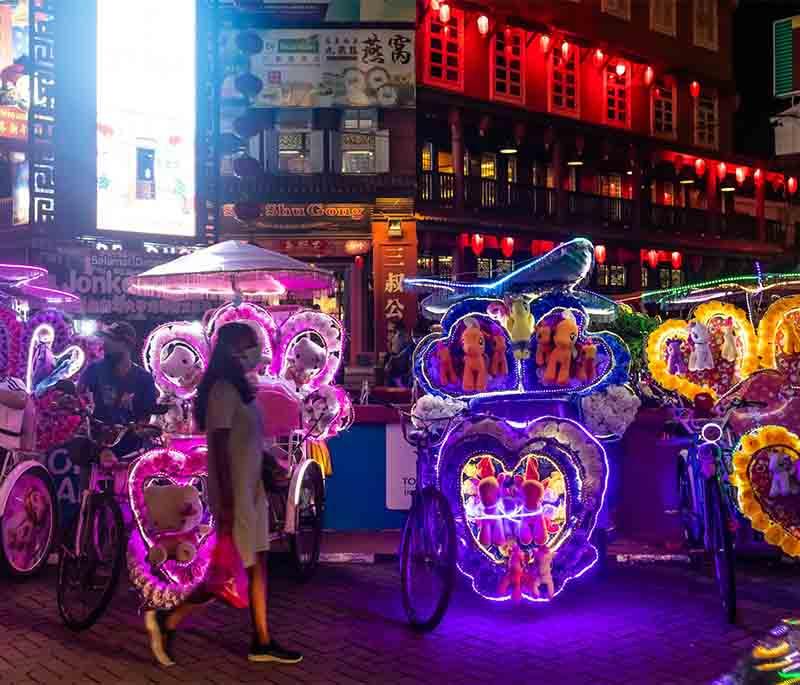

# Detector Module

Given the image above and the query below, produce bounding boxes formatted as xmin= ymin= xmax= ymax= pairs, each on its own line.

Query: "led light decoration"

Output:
xmin=143 ymin=322 xmax=209 ymax=401
xmin=561 ymin=39 xmax=570 ymax=58
xmin=694 ymin=158 xmax=706 ymax=177
xmin=277 ymin=309 xmax=344 ymax=390
xmin=593 ymin=49 xmax=604 ymax=67
xmin=615 ymin=62 xmax=626 ymax=77
xmin=205 ymin=302 xmax=278 ymax=376
xmin=643 ymin=65 xmax=654 ymax=86
xmin=757 ymin=294 xmax=800 ymax=371
xmin=438 ymin=2 xmax=450 ymax=23
xmin=646 ymin=301 xmax=758 ymax=401
xmin=539 ymin=34 xmax=551 ymax=53
xmin=477 ymin=14 xmax=489 ymax=35
xmin=736 ymin=167 xmax=746 ymax=185
xmin=690 ymin=80 xmax=700 ymax=98
xmin=730 ymin=425 xmax=800 ymax=557
xmin=717 ymin=162 xmax=728 ymax=180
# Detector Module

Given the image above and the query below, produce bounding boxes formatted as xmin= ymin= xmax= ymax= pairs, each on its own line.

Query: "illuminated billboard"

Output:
xmin=96 ymin=0 xmax=196 ymax=237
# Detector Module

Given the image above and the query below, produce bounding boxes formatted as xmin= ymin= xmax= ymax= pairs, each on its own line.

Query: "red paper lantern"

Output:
xmin=717 ymin=162 xmax=727 ymax=180
xmin=690 ymin=80 xmax=700 ymax=98
xmin=671 ymin=251 xmax=683 ymax=270
xmin=430 ymin=0 xmax=440 ymax=10
xmin=477 ymin=14 xmax=489 ymax=35
xmin=500 ymin=236 xmax=515 ymax=258
xmin=531 ymin=239 xmax=555 ymax=256
xmin=438 ymin=3 xmax=450 ymax=23
xmin=735 ymin=167 xmax=745 ymax=185
xmin=646 ymin=249 xmax=659 ymax=269
xmin=644 ymin=65 xmax=654 ymax=86
xmin=594 ymin=244 xmax=607 ymax=265
xmin=789 ymin=177 xmax=798 ymax=196
xmin=471 ymin=233 xmax=485 ymax=256
xmin=593 ymin=49 xmax=605 ymax=68
xmin=694 ymin=158 xmax=706 ymax=177
xmin=354 ymin=255 xmax=364 ymax=269
xmin=539 ymin=34 xmax=551 ymax=53
xmin=754 ymin=168 xmax=763 ymax=187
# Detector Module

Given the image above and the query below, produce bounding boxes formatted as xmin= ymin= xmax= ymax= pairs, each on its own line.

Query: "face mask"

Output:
xmin=237 ymin=346 xmax=261 ymax=372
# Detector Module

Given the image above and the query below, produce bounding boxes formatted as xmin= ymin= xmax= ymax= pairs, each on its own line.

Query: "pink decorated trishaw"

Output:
xmin=55 ymin=242 xmax=352 ymax=630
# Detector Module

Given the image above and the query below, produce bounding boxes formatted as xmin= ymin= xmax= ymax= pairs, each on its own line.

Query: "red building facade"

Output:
xmin=415 ymin=0 xmax=798 ymax=295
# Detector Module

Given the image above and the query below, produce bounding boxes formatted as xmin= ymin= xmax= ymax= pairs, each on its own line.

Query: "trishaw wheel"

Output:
xmin=57 ymin=494 xmax=125 ymax=631
xmin=0 ymin=468 xmax=57 ymax=578
xmin=400 ymin=487 xmax=456 ymax=633
xmin=677 ymin=458 xmax=703 ymax=571
xmin=705 ymin=478 xmax=736 ymax=624
xmin=289 ymin=461 xmax=324 ymax=583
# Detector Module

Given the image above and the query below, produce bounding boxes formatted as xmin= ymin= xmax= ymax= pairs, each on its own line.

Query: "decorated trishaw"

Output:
xmin=399 ymin=239 xmax=633 ymax=630
xmin=55 ymin=242 xmax=352 ymax=629
xmin=0 ymin=263 xmax=97 ymax=578
xmin=644 ymin=276 xmax=800 ymax=621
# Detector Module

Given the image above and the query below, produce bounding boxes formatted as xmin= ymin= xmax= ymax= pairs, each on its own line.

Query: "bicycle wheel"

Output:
xmin=0 ymin=468 xmax=56 ymax=578
xmin=400 ymin=487 xmax=456 ymax=633
xmin=57 ymin=494 xmax=125 ymax=631
xmin=677 ymin=458 xmax=703 ymax=570
xmin=704 ymin=477 xmax=736 ymax=624
xmin=289 ymin=461 xmax=324 ymax=583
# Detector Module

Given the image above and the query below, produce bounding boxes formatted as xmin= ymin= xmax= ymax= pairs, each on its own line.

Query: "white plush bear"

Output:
xmin=688 ymin=321 xmax=714 ymax=372
xmin=285 ymin=337 xmax=326 ymax=390
xmin=144 ymin=483 xmax=210 ymax=567
xmin=160 ymin=342 xmax=202 ymax=389
xmin=302 ymin=386 xmax=341 ymax=436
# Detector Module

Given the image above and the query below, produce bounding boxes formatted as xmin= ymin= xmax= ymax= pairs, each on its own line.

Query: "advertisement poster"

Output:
xmin=220 ymin=0 xmax=414 ymax=23
xmin=37 ymin=243 xmax=207 ymax=320
xmin=10 ymin=150 xmax=27 ymax=225
xmin=385 ymin=423 xmax=416 ymax=510
xmin=0 ymin=0 xmax=29 ymax=142
xmin=96 ymin=0 xmax=196 ymax=237
xmin=223 ymin=29 xmax=414 ymax=108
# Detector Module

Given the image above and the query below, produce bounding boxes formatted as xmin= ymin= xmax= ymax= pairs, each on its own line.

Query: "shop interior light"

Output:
xmin=721 ymin=184 xmax=736 ymax=192
xmin=567 ymin=160 xmax=584 ymax=166
xmin=499 ymin=147 xmax=518 ymax=155
xmin=679 ymin=178 xmax=695 ymax=185
xmin=279 ymin=150 xmax=300 ymax=155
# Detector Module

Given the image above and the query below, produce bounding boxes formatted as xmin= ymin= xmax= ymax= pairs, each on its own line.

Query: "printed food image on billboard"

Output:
xmin=222 ymin=29 xmax=415 ymax=108
xmin=96 ymin=0 xmax=196 ymax=237
xmin=0 ymin=0 xmax=29 ymax=142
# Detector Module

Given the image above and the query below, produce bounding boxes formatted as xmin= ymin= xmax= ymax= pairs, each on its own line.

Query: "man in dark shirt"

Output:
xmin=79 ymin=321 xmax=157 ymax=454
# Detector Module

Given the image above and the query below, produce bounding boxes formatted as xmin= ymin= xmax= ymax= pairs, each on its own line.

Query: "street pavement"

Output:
xmin=0 ymin=558 xmax=797 ymax=685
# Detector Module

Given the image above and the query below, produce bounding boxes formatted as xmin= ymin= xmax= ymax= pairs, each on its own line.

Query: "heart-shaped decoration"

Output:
xmin=143 ymin=322 xmax=209 ymax=400
xmin=647 ymin=301 xmax=758 ymax=401
xmin=437 ymin=415 xmax=607 ymax=602
xmin=732 ymin=425 xmax=800 ymax=557
xmin=127 ymin=447 xmax=214 ymax=608
xmin=206 ymin=302 xmax=278 ymax=379
xmin=758 ymin=295 xmax=800 ymax=382
xmin=277 ymin=310 xmax=343 ymax=392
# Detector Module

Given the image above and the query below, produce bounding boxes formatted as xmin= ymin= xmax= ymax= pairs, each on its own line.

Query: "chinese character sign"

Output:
xmin=231 ymin=29 xmax=415 ymax=108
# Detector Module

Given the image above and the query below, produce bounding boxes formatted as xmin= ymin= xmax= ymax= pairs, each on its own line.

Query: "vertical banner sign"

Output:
xmin=774 ymin=16 xmax=800 ymax=98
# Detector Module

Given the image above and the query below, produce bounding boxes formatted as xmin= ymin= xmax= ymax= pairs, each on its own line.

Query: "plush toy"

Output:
xmin=519 ymin=459 xmax=550 ymax=546
xmin=161 ymin=342 xmax=202 ymax=389
xmin=666 ymin=338 xmax=688 ymax=375
xmin=534 ymin=321 xmax=553 ymax=368
xmin=497 ymin=544 xmax=533 ymax=604
xmin=506 ymin=297 xmax=534 ymax=360
xmin=688 ymin=321 xmax=714 ymax=372
xmin=576 ymin=343 xmax=597 ymax=382
xmin=529 ymin=547 xmax=555 ymax=599
xmin=780 ymin=319 xmax=800 ymax=355
xmin=286 ymin=336 xmax=326 ymax=389
xmin=460 ymin=320 xmax=489 ymax=393
xmin=437 ymin=343 xmax=459 ymax=386
xmin=768 ymin=451 xmax=798 ymax=497
xmin=544 ymin=313 xmax=579 ymax=385
xmin=475 ymin=457 xmax=505 ymax=547
xmin=486 ymin=301 xmax=510 ymax=327
xmin=302 ymin=386 xmax=341 ymax=437
xmin=720 ymin=317 xmax=738 ymax=363
xmin=498 ymin=472 xmax=522 ymax=539
xmin=489 ymin=334 xmax=509 ymax=377
xmin=144 ymin=484 xmax=210 ymax=567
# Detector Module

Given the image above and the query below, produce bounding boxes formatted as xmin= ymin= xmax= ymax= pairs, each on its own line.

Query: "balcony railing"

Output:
xmin=222 ymin=172 xmax=416 ymax=201
xmin=566 ymin=192 xmax=633 ymax=229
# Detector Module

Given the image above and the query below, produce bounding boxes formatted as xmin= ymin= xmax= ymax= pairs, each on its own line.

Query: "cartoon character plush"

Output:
xmin=302 ymin=386 xmax=341 ymax=437
xmin=475 ymin=457 xmax=505 ymax=547
xmin=666 ymin=338 xmax=688 ymax=375
xmin=535 ymin=321 xmax=553 ymax=368
xmin=519 ymin=459 xmax=550 ymax=546
xmin=529 ymin=547 xmax=555 ymax=599
xmin=497 ymin=544 xmax=533 ymax=604
xmin=460 ymin=320 xmax=489 ymax=392
xmin=780 ymin=319 xmax=800 ymax=355
xmin=286 ymin=336 xmax=327 ymax=389
xmin=437 ymin=343 xmax=459 ymax=386
xmin=720 ymin=317 xmax=738 ymax=363
xmin=576 ymin=343 xmax=597 ymax=382
xmin=161 ymin=342 xmax=202 ymax=389
xmin=768 ymin=451 xmax=798 ymax=497
xmin=506 ymin=297 xmax=534 ymax=360
xmin=144 ymin=484 xmax=210 ymax=567
xmin=544 ymin=313 xmax=579 ymax=385
xmin=688 ymin=321 xmax=714 ymax=372
xmin=489 ymin=334 xmax=509 ymax=378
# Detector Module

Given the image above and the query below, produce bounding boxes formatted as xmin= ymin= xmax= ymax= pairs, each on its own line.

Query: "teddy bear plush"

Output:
xmin=768 ymin=451 xmax=798 ymax=497
xmin=460 ymin=320 xmax=489 ymax=393
xmin=544 ymin=313 xmax=579 ymax=385
xmin=161 ymin=342 xmax=202 ymax=390
xmin=506 ymin=297 xmax=534 ymax=360
xmin=529 ymin=547 xmax=555 ymax=599
xmin=144 ymin=483 xmax=210 ymax=567
xmin=519 ymin=459 xmax=550 ymax=546
xmin=535 ymin=321 xmax=553 ymax=368
xmin=475 ymin=457 xmax=505 ymax=547
xmin=437 ymin=343 xmax=459 ymax=386
xmin=285 ymin=336 xmax=327 ymax=390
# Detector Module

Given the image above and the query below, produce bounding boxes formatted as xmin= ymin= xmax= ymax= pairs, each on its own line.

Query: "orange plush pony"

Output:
xmin=544 ymin=313 xmax=579 ymax=385
xmin=461 ymin=320 xmax=489 ymax=392
xmin=519 ymin=458 xmax=551 ymax=546
xmin=489 ymin=333 xmax=509 ymax=377
xmin=535 ymin=321 xmax=554 ymax=367
xmin=437 ymin=343 xmax=459 ymax=385
xmin=576 ymin=343 xmax=597 ymax=382
xmin=498 ymin=543 xmax=533 ymax=604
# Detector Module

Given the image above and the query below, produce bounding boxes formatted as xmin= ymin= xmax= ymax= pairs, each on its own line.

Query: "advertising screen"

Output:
xmin=0 ymin=0 xmax=29 ymax=142
xmin=96 ymin=0 xmax=196 ymax=237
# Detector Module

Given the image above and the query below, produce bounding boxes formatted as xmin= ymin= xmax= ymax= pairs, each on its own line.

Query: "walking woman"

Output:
xmin=145 ymin=322 xmax=302 ymax=667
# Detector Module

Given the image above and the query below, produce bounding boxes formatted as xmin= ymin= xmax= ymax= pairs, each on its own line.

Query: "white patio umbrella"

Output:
xmin=127 ymin=240 xmax=336 ymax=301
